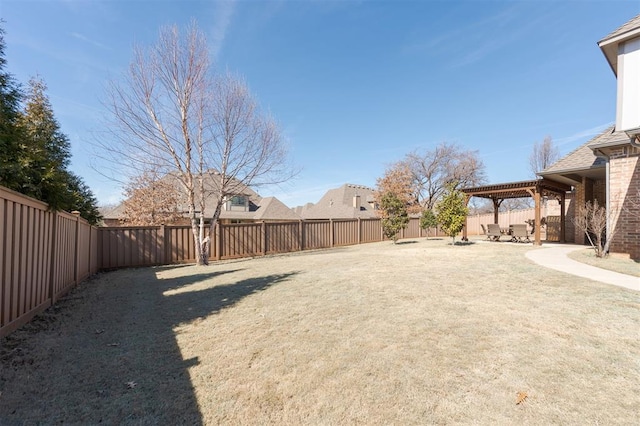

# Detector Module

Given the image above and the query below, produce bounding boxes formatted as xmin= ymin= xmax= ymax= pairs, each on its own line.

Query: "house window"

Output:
xmin=230 ymin=196 xmax=246 ymax=207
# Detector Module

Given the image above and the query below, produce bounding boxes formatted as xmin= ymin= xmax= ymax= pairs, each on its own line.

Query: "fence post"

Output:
xmin=261 ymin=221 xmax=267 ymax=256
xmin=48 ymin=212 xmax=58 ymax=303
xmin=215 ymin=222 xmax=222 ymax=261
xmin=330 ymin=219 xmax=334 ymax=247
xmin=357 ymin=218 xmax=362 ymax=244
xmin=72 ymin=211 xmax=80 ymax=285
xmin=158 ymin=225 xmax=166 ymax=265
xmin=299 ymin=220 xmax=304 ymax=251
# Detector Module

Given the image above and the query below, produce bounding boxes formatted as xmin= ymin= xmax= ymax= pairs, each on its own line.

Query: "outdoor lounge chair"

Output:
xmin=510 ymin=224 xmax=531 ymax=243
xmin=480 ymin=224 xmax=491 ymax=240
xmin=486 ymin=224 xmax=502 ymax=241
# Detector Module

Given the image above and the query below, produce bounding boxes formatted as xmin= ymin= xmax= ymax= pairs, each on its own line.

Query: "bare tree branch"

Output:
xmin=404 ymin=142 xmax=486 ymax=210
xmin=529 ymin=136 xmax=560 ymax=177
xmin=97 ymin=22 xmax=294 ymax=265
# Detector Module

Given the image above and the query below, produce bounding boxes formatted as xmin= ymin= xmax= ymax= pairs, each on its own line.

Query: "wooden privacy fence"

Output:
xmin=1 ymin=182 xmax=562 ymax=338
xmin=100 ymin=219 xmax=398 ymax=267
xmin=1 ymin=186 xmax=98 ymax=338
xmin=98 ymin=208 xmax=554 ymax=268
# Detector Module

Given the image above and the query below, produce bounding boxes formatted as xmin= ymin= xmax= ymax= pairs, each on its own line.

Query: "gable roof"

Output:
xmin=600 ymin=13 xmax=640 ymax=44
xmin=598 ymin=13 xmax=640 ymax=75
xmin=538 ymin=126 xmax=633 ymax=185
xmin=299 ymin=183 xmax=378 ymax=219
xmin=252 ymin=197 xmax=300 ymax=221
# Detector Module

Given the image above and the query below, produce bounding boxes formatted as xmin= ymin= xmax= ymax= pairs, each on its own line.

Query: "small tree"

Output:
xmin=572 ymin=199 xmax=617 ymax=258
xmin=375 ymin=161 xmax=420 ymax=214
xmin=436 ymin=184 xmax=468 ymax=244
xmin=419 ymin=209 xmax=438 ymax=238
xmin=380 ymin=192 xmax=409 ymax=244
xmin=120 ymin=170 xmax=183 ymax=226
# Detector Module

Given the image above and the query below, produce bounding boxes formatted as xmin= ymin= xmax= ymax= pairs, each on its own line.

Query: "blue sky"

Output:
xmin=2 ymin=0 xmax=640 ymax=207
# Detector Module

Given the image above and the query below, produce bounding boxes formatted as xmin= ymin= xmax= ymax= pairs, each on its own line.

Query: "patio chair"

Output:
xmin=510 ymin=224 xmax=531 ymax=243
xmin=480 ymin=224 xmax=491 ymax=240
xmin=486 ymin=224 xmax=502 ymax=241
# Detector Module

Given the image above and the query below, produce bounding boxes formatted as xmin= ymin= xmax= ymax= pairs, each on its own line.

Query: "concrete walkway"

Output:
xmin=526 ymin=245 xmax=639 ymax=292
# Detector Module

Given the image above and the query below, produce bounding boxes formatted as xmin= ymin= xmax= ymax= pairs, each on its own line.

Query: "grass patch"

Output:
xmin=567 ymin=248 xmax=640 ymax=277
xmin=1 ymin=239 xmax=639 ymax=424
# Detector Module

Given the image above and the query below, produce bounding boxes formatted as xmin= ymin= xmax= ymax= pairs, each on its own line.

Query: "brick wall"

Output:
xmin=572 ymin=177 xmax=609 ymax=246
xmin=609 ymin=154 xmax=640 ymax=259
xmin=573 ymin=179 xmax=588 ymax=245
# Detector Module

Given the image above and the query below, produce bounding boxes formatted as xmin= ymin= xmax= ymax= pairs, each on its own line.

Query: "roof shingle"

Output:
xmin=599 ymin=13 xmax=640 ymax=45
xmin=539 ymin=126 xmax=632 ymax=176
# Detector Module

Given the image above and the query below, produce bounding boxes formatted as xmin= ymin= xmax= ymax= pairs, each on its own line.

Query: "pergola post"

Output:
xmin=533 ymin=189 xmax=541 ymax=246
xmin=560 ymin=192 xmax=566 ymax=243
xmin=463 ymin=194 xmax=471 ymax=241
xmin=492 ymin=198 xmax=502 ymax=224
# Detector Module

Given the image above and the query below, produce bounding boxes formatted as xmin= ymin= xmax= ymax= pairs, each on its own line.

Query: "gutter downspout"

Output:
xmin=592 ymin=148 xmax=611 ymax=248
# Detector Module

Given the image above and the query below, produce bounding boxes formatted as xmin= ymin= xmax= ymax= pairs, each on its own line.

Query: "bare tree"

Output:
xmin=405 ymin=142 xmax=486 ymax=210
xmin=120 ymin=170 xmax=183 ymax=226
xmin=529 ymin=136 xmax=560 ymax=177
xmin=572 ymin=200 xmax=618 ymax=258
xmin=99 ymin=22 xmax=292 ymax=265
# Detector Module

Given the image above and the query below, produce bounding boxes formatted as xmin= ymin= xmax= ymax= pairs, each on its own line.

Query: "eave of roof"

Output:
xmin=538 ymin=127 xmax=614 ymax=176
xmin=598 ymin=13 xmax=640 ymax=75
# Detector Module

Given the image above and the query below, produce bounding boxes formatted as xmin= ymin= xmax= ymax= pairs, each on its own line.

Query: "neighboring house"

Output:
xmin=296 ymin=183 xmax=378 ymax=219
xmin=539 ymin=14 xmax=640 ymax=259
xmin=101 ymin=171 xmax=300 ymax=226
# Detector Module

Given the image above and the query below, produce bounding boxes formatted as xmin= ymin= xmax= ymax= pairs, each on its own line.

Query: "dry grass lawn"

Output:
xmin=1 ymin=238 xmax=639 ymax=424
xmin=568 ymin=247 xmax=640 ymax=277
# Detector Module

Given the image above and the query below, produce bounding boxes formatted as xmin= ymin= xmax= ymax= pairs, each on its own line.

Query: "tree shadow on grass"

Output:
xmin=395 ymin=240 xmax=418 ymax=245
xmin=453 ymin=241 xmax=476 ymax=246
xmin=0 ymin=266 xmax=296 ymax=425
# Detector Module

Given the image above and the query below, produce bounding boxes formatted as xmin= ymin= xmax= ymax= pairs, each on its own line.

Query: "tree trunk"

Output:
xmin=197 ymin=199 xmax=224 ymax=266
xmin=191 ymin=217 xmax=205 ymax=265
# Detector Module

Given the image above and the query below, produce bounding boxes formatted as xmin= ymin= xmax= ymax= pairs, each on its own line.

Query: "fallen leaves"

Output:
xmin=516 ymin=391 xmax=528 ymax=405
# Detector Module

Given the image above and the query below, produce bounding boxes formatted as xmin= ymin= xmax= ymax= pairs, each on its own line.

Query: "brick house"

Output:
xmin=540 ymin=15 xmax=640 ymax=259
xmin=295 ymin=183 xmax=378 ymax=219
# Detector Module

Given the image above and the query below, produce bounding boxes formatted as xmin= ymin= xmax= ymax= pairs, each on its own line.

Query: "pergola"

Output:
xmin=461 ymin=179 xmax=572 ymax=245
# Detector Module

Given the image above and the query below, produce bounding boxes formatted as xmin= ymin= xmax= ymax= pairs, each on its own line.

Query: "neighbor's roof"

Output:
xmin=252 ymin=197 xmax=300 ymax=221
xmin=598 ymin=13 xmax=640 ymax=75
xmin=99 ymin=203 xmax=125 ymax=220
xmin=299 ymin=183 xmax=378 ymax=219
